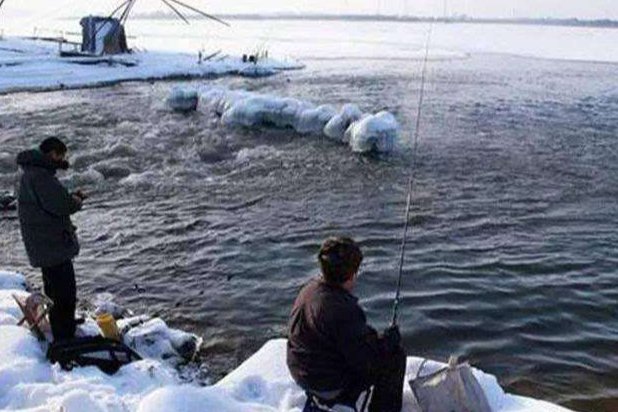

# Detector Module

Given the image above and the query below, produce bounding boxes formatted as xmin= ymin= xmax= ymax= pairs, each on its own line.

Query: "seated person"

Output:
xmin=287 ymin=237 xmax=406 ymax=412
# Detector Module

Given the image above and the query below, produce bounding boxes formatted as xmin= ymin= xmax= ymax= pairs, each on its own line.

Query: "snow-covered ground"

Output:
xmin=0 ymin=37 xmax=304 ymax=94
xmin=0 ymin=270 xmax=574 ymax=411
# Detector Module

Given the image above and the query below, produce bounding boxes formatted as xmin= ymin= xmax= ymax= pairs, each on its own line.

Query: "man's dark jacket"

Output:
xmin=287 ymin=278 xmax=383 ymax=393
xmin=16 ymin=149 xmax=81 ymax=268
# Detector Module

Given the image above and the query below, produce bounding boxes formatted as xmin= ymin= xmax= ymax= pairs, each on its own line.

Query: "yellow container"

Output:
xmin=96 ymin=313 xmax=120 ymax=341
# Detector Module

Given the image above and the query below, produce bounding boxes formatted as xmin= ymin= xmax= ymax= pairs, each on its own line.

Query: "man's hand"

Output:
xmin=383 ymin=325 xmax=402 ymax=352
xmin=72 ymin=190 xmax=88 ymax=200
xmin=71 ymin=194 xmax=83 ymax=206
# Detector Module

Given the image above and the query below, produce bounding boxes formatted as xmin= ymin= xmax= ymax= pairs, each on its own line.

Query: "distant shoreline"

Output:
xmin=128 ymin=13 xmax=618 ymax=29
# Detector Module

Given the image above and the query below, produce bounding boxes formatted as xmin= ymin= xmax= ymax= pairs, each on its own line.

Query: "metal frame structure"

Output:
xmin=114 ymin=0 xmax=229 ymax=27
xmin=88 ymin=0 xmax=229 ymax=54
xmin=0 ymin=0 xmax=228 ymax=46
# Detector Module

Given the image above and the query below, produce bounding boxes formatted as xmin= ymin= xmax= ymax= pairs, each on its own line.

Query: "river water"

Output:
xmin=1 ymin=19 xmax=618 ymax=411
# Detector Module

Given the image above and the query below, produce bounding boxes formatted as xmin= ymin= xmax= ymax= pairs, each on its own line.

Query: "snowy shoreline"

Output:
xmin=0 ymin=270 xmax=574 ymax=411
xmin=0 ymin=37 xmax=304 ymax=95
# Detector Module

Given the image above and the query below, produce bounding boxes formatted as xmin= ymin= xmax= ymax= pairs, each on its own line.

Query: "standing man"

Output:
xmin=287 ymin=237 xmax=407 ymax=412
xmin=16 ymin=137 xmax=86 ymax=342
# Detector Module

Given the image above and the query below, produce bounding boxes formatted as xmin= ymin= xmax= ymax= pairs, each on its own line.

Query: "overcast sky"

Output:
xmin=2 ymin=0 xmax=617 ymax=20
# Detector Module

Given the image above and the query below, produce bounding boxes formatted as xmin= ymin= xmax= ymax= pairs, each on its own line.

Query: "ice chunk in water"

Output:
xmin=167 ymin=87 xmax=198 ymax=112
xmin=201 ymin=87 xmax=249 ymax=116
xmin=347 ymin=111 xmax=399 ymax=153
xmin=324 ymin=104 xmax=363 ymax=141
xmin=199 ymin=86 xmax=399 ymax=154
xmin=294 ymin=105 xmax=337 ymax=135
xmin=123 ymin=318 xmax=202 ymax=364
xmin=220 ymin=95 xmax=311 ymax=129
xmin=222 ymin=96 xmax=279 ymax=127
xmin=267 ymin=98 xmax=310 ymax=128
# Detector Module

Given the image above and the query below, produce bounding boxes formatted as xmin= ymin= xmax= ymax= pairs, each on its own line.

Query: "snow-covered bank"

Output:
xmin=0 ymin=38 xmax=304 ymax=95
xmin=198 ymin=86 xmax=400 ymax=154
xmin=0 ymin=270 xmax=574 ymax=411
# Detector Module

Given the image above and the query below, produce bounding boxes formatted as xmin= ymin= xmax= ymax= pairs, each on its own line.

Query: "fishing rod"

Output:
xmin=391 ymin=24 xmax=433 ymax=327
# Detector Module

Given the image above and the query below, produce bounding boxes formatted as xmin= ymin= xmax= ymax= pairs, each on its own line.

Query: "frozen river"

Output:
xmin=1 ymin=18 xmax=618 ymax=411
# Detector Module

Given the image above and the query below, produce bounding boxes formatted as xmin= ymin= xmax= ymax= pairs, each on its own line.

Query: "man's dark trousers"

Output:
xmin=368 ymin=347 xmax=407 ymax=412
xmin=307 ymin=347 xmax=407 ymax=412
xmin=41 ymin=260 xmax=76 ymax=341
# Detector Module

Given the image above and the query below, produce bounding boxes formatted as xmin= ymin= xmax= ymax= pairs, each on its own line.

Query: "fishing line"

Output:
xmin=391 ymin=23 xmax=433 ymax=327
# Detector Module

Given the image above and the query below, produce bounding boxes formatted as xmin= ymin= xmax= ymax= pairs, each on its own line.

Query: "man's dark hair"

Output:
xmin=318 ymin=237 xmax=363 ymax=284
xmin=39 ymin=137 xmax=67 ymax=155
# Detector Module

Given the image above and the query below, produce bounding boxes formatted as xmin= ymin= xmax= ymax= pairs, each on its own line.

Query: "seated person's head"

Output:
xmin=318 ymin=237 xmax=363 ymax=288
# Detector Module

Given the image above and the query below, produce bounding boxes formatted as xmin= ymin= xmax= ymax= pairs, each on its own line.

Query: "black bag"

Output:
xmin=47 ymin=336 xmax=142 ymax=374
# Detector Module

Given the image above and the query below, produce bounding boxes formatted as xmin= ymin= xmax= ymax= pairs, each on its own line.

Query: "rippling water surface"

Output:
xmin=1 ymin=20 xmax=618 ymax=412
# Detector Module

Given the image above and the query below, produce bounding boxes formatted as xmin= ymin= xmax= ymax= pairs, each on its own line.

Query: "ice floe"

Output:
xmin=0 ymin=269 xmax=574 ymax=411
xmin=0 ymin=37 xmax=304 ymax=94
xmin=198 ymin=86 xmax=400 ymax=154
xmin=324 ymin=103 xmax=364 ymax=142
xmin=347 ymin=111 xmax=400 ymax=153
xmin=167 ymin=87 xmax=199 ymax=113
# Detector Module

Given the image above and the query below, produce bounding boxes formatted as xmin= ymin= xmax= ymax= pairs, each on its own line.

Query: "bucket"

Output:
xmin=96 ymin=313 xmax=121 ymax=341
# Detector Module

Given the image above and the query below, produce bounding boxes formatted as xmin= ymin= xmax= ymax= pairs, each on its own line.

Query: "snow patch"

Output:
xmin=0 ymin=38 xmax=304 ymax=94
xmin=0 ymin=325 xmax=53 ymax=401
xmin=217 ymin=339 xmax=574 ymax=412
xmin=122 ymin=318 xmax=202 ymax=365
xmin=0 ymin=289 xmax=30 ymax=321
xmin=0 ymin=270 xmax=27 ymax=290
xmin=137 ymin=385 xmax=275 ymax=412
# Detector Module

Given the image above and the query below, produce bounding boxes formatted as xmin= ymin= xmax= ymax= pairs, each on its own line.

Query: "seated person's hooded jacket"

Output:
xmin=287 ymin=277 xmax=386 ymax=393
